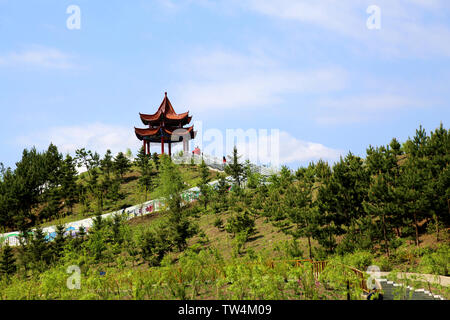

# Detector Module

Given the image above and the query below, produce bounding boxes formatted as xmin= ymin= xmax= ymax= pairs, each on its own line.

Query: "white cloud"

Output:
xmin=238 ymin=0 xmax=450 ymax=58
xmin=229 ymin=130 xmax=342 ymax=166
xmin=0 ymin=46 xmax=77 ymax=69
xmin=16 ymin=123 xmax=140 ymax=158
xmin=16 ymin=123 xmax=340 ymax=167
xmin=314 ymin=94 xmax=425 ymax=125
xmin=176 ymin=50 xmax=347 ymax=111
xmin=276 ymin=131 xmax=342 ymax=164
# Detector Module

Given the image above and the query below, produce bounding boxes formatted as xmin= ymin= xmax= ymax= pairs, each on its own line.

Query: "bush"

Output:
xmin=274 ymin=240 xmax=304 ymax=260
xmin=225 ymin=210 xmax=255 ymax=237
xmin=213 ymin=217 xmax=224 ymax=230
xmin=340 ymin=250 xmax=374 ymax=271
xmin=373 ymin=255 xmax=391 ymax=272
xmin=418 ymin=244 xmax=449 ymax=276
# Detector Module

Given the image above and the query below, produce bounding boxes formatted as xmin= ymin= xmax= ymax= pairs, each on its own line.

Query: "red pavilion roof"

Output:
xmin=140 ymin=92 xmax=191 ymax=126
xmin=134 ymin=125 xmax=195 ymax=143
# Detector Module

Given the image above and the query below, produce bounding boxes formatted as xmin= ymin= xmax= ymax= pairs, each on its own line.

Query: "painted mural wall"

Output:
xmin=0 ymin=158 xmax=276 ymax=247
xmin=0 ymin=186 xmax=202 ymax=247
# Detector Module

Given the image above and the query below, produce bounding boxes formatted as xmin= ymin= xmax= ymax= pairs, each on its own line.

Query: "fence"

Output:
xmin=172 ymin=153 xmax=279 ymax=176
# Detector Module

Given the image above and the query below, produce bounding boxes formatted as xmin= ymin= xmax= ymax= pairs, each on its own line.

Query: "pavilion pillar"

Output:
xmin=143 ymin=140 xmax=146 ymax=154
xmin=169 ymin=141 xmax=172 ymax=157
xmin=161 ymin=136 xmax=165 ymax=154
xmin=147 ymin=141 xmax=150 ymax=155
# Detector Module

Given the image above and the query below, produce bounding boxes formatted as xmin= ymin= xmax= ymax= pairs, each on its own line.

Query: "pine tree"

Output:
xmin=44 ymin=143 xmax=63 ymax=188
xmin=29 ymin=226 xmax=51 ymax=272
xmin=363 ymin=139 xmax=405 ymax=255
xmin=75 ymin=148 xmax=100 ymax=180
xmin=425 ymin=123 xmax=449 ymax=240
xmin=40 ymin=187 xmax=62 ymax=221
xmin=88 ymin=168 xmax=103 ymax=214
xmin=73 ymin=226 xmax=86 ymax=248
xmin=92 ymin=213 xmax=104 ymax=232
xmin=113 ymin=152 xmax=132 ymax=181
xmin=225 ymin=146 xmax=244 ymax=188
xmin=400 ymin=126 xmax=431 ymax=246
xmin=0 ymin=243 xmax=17 ymax=279
xmin=152 ymin=152 xmax=160 ymax=170
xmin=112 ymin=214 xmax=124 ymax=245
xmin=100 ymin=149 xmax=114 ymax=179
xmin=60 ymin=154 xmax=78 ymax=215
xmin=198 ymin=159 xmax=211 ymax=210
xmin=157 ymin=155 xmax=197 ymax=251
xmin=136 ymin=147 xmax=154 ymax=201
xmin=316 ymin=152 xmax=370 ymax=254
xmin=78 ymin=225 xmax=86 ymax=239
xmin=125 ymin=148 xmax=133 ymax=160
xmin=285 ymin=166 xmax=320 ymax=259
xmin=52 ymin=224 xmax=66 ymax=259
xmin=13 ymin=147 xmax=48 ymax=229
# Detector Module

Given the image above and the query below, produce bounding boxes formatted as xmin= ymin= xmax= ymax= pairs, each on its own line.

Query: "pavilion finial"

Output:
xmin=165 ymin=92 xmax=167 ymax=97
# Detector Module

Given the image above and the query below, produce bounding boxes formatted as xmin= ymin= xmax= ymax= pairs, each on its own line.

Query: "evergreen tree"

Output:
xmin=125 ymin=148 xmax=133 ymax=160
xmin=152 ymin=152 xmax=160 ymax=170
xmin=13 ymin=147 xmax=47 ymax=228
xmin=225 ymin=208 xmax=256 ymax=239
xmin=75 ymin=148 xmax=100 ymax=180
xmin=73 ymin=226 xmax=86 ymax=249
xmin=157 ymin=155 xmax=197 ymax=251
xmin=0 ymin=167 xmax=26 ymax=229
xmin=29 ymin=227 xmax=51 ymax=272
xmin=112 ymin=213 xmax=124 ymax=245
xmin=400 ymin=126 xmax=431 ymax=246
xmin=198 ymin=159 xmax=211 ymax=210
xmin=100 ymin=149 xmax=114 ymax=179
xmin=285 ymin=166 xmax=320 ymax=259
xmin=44 ymin=143 xmax=63 ymax=188
xmin=92 ymin=213 xmax=104 ymax=232
xmin=0 ymin=243 xmax=17 ymax=279
xmin=225 ymin=146 xmax=244 ymax=188
xmin=136 ymin=147 xmax=154 ymax=201
xmin=139 ymin=225 xmax=171 ymax=266
xmin=52 ymin=224 xmax=66 ymax=260
xmin=40 ymin=187 xmax=62 ymax=221
xmin=317 ymin=153 xmax=370 ymax=254
xmin=88 ymin=168 xmax=103 ymax=214
xmin=425 ymin=123 xmax=450 ymax=240
xmin=113 ymin=152 xmax=132 ymax=181
xmin=60 ymin=154 xmax=78 ymax=215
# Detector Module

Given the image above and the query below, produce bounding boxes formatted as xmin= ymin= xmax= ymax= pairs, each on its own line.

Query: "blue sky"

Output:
xmin=0 ymin=0 xmax=449 ymax=169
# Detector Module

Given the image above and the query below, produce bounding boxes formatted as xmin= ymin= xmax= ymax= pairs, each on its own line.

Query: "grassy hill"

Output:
xmin=1 ymin=154 xmax=449 ymax=300
xmin=38 ymin=163 xmax=220 ymax=228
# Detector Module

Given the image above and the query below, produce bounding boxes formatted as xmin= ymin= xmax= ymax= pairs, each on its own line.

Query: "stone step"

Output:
xmin=377 ymin=278 xmax=445 ymax=300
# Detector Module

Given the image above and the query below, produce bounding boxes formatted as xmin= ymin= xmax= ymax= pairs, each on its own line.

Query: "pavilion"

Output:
xmin=134 ymin=92 xmax=195 ymax=156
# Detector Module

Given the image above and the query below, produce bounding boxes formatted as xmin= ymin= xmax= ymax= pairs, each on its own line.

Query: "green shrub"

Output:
xmin=340 ymin=250 xmax=374 ymax=271
xmin=418 ymin=244 xmax=449 ymax=276
xmin=213 ymin=216 xmax=224 ymax=230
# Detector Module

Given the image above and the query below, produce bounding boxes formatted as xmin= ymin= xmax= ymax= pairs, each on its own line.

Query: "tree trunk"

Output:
xmin=435 ymin=214 xmax=440 ymax=242
xmin=413 ymin=212 xmax=419 ymax=247
xmin=307 ymin=236 xmax=312 ymax=259
xmin=382 ymin=214 xmax=390 ymax=257
xmin=395 ymin=227 xmax=401 ymax=238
